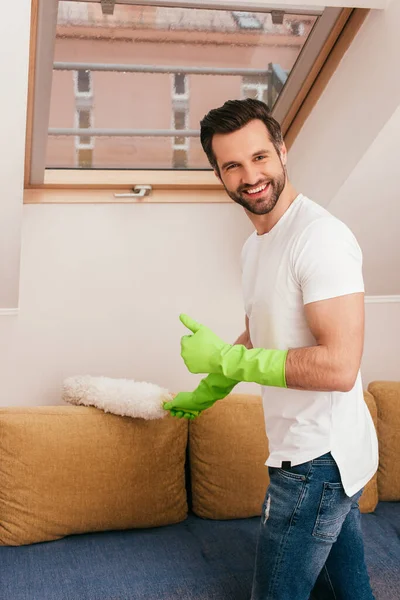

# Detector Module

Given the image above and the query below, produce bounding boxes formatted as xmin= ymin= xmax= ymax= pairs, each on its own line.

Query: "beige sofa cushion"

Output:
xmin=0 ymin=406 xmax=188 ymax=546
xmin=368 ymin=381 xmax=400 ymax=501
xmin=189 ymin=393 xmax=378 ymax=520
xmin=190 ymin=394 xmax=269 ymax=519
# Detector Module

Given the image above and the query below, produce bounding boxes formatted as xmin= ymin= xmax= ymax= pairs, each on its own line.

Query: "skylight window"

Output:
xmin=26 ymin=1 xmax=352 ymax=187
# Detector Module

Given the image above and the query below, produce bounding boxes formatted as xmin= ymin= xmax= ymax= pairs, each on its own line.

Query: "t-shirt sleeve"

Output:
xmin=292 ymin=217 xmax=364 ymax=306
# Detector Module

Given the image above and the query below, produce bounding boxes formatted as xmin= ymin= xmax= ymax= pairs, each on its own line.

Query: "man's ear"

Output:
xmin=280 ymin=144 xmax=288 ymax=167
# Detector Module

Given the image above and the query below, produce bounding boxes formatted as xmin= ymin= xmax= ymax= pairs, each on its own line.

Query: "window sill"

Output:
xmin=24 ymin=169 xmax=230 ymax=203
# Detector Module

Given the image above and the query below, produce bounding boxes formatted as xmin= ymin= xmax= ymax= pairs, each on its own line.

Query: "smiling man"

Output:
xmin=215 ymin=120 xmax=287 ymax=218
xmin=164 ymin=98 xmax=378 ymax=600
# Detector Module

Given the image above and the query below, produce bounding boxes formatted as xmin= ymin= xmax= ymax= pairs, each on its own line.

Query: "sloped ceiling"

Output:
xmin=288 ymin=0 xmax=400 ymax=295
xmin=327 ymin=105 xmax=400 ymax=295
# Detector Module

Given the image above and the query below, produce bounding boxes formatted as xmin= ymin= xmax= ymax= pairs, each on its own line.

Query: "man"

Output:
xmin=164 ymin=98 xmax=378 ymax=599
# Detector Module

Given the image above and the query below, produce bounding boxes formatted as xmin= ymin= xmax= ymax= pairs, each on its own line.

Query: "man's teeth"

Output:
xmin=246 ymin=183 xmax=268 ymax=194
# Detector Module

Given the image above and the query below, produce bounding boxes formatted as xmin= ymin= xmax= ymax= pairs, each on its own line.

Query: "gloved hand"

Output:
xmin=179 ymin=314 xmax=288 ymax=388
xmin=163 ymin=372 xmax=238 ymax=419
xmin=164 ymin=393 xmax=200 ymax=419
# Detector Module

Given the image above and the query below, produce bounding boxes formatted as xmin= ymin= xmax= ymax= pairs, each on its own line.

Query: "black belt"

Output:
xmin=281 ymin=461 xmax=292 ymax=469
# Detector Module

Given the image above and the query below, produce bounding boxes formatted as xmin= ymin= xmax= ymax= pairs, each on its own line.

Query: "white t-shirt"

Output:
xmin=241 ymin=193 xmax=378 ymax=497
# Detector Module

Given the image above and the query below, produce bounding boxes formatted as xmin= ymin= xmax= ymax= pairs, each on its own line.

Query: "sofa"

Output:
xmin=0 ymin=381 xmax=399 ymax=600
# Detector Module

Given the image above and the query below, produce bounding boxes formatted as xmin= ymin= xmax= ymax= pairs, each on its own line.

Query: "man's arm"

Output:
xmin=285 ymin=292 xmax=364 ymax=393
xmin=233 ymin=315 xmax=253 ymax=349
xmin=178 ymin=292 xmax=364 ymax=394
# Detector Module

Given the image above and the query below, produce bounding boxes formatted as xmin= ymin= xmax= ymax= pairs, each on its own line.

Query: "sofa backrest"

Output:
xmin=0 ymin=382 xmax=393 ymax=546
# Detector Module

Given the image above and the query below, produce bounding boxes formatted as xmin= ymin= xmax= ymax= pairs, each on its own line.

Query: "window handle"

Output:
xmin=114 ymin=185 xmax=152 ymax=199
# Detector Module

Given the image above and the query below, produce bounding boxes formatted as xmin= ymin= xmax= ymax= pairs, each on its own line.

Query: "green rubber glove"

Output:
xmin=165 ymin=395 xmax=199 ymax=420
xmin=163 ymin=372 xmax=238 ymax=419
xmin=179 ymin=314 xmax=288 ymax=388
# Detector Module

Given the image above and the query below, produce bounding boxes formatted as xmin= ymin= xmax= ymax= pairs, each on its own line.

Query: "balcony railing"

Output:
xmin=49 ymin=61 xmax=288 ymax=138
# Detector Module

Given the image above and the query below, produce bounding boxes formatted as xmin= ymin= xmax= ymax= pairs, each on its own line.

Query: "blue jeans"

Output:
xmin=251 ymin=452 xmax=375 ymax=600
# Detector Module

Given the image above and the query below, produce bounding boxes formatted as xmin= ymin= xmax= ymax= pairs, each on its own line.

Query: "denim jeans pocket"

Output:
xmin=275 ymin=461 xmax=311 ymax=482
xmin=312 ymin=482 xmax=351 ymax=542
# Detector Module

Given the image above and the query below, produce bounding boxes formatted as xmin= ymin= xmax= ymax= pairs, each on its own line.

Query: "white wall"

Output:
xmin=289 ymin=0 xmax=400 ymax=211
xmin=0 ymin=0 xmax=30 ymax=308
xmin=0 ymin=1 xmax=397 ymax=407
xmin=0 ymin=203 xmax=255 ymax=406
xmin=328 ymin=105 xmax=400 ymax=295
xmin=363 ymin=301 xmax=400 ymax=384
xmin=1 ymin=201 xmax=396 ymax=407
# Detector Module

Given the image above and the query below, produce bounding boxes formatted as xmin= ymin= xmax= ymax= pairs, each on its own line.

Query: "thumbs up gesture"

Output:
xmin=179 ymin=314 xmax=227 ymax=374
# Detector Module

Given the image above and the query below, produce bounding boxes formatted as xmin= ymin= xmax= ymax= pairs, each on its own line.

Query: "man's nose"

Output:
xmin=242 ymin=163 xmax=261 ymax=186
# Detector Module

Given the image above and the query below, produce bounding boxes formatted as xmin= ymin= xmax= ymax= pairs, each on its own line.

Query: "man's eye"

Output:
xmin=255 ymin=155 xmax=266 ymax=161
xmin=226 ymin=164 xmax=237 ymax=171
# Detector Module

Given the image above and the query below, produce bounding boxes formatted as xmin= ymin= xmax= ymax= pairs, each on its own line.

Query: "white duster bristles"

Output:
xmin=62 ymin=375 xmax=173 ymax=420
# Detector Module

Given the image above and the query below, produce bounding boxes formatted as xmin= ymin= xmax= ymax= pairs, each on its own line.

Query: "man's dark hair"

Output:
xmin=200 ymin=98 xmax=283 ymax=175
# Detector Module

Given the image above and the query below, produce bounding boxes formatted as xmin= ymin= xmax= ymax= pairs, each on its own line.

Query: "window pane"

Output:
xmin=77 ymin=69 xmax=91 ymax=93
xmin=77 ymin=109 xmax=91 ymax=144
xmin=232 ymin=12 xmax=262 ymax=30
xmin=174 ymin=111 xmax=186 ymax=130
xmin=243 ymin=88 xmax=259 ymax=100
xmin=174 ymin=73 xmax=186 ymax=96
xmin=47 ymin=2 xmax=318 ymax=170
xmin=78 ymin=110 xmax=90 ymax=129
xmin=78 ymin=134 xmax=92 ymax=145
xmin=174 ymin=136 xmax=187 ymax=146
xmin=173 ymin=149 xmax=188 ymax=169
xmin=77 ymin=148 xmax=93 ymax=168
xmin=48 ymin=135 xmax=209 ymax=169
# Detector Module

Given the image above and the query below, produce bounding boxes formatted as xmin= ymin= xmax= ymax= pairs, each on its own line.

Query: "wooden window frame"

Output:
xmin=24 ymin=1 xmax=369 ymax=204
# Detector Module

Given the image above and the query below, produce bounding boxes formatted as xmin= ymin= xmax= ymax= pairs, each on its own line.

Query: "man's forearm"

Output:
xmin=285 ymin=345 xmax=358 ymax=393
xmin=178 ymin=310 xmax=361 ymax=394
xmin=217 ymin=343 xmax=357 ymax=393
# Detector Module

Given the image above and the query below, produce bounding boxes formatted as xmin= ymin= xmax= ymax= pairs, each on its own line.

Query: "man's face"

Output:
xmin=212 ymin=119 xmax=287 ymax=215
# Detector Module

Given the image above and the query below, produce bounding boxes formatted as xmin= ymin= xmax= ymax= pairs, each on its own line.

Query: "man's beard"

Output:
xmin=224 ymin=169 xmax=286 ymax=215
